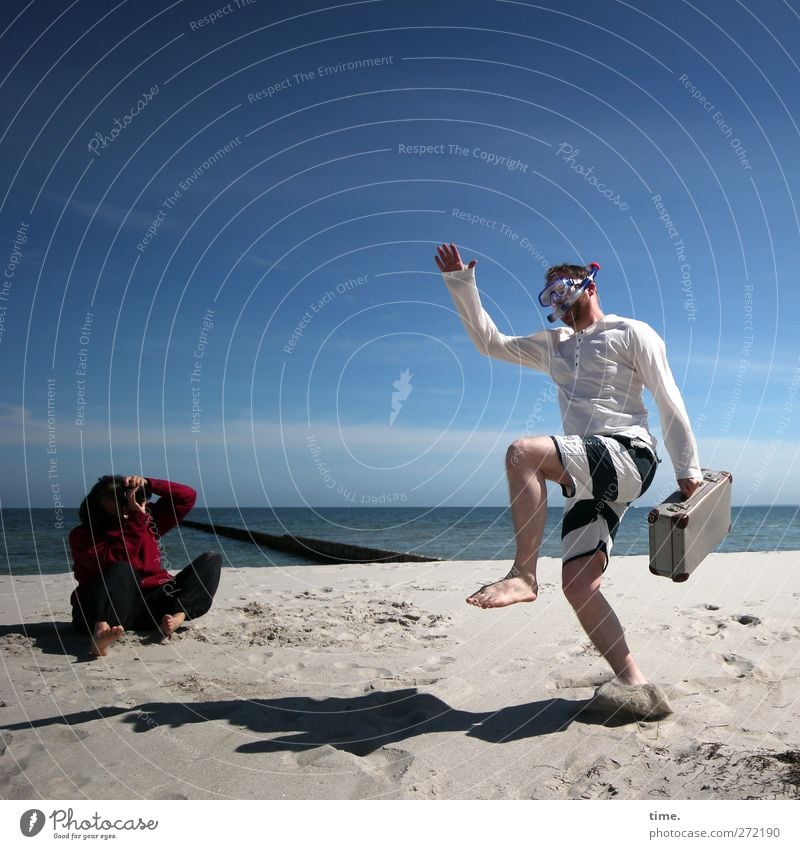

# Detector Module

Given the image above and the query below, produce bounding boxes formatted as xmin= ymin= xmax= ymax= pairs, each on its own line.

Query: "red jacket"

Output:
xmin=69 ymin=478 xmax=196 ymax=605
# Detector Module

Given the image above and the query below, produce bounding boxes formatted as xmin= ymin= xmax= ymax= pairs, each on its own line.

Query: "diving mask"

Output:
xmin=538 ymin=262 xmax=600 ymax=323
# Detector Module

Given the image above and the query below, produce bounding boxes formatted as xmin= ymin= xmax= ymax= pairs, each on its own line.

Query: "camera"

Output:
xmin=115 ymin=478 xmax=152 ymax=508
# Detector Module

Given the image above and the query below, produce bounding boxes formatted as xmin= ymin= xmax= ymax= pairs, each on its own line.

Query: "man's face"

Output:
xmin=561 ymin=292 xmax=589 ymax=327
xmin=559 ymin=288 xmax=592 ymax=327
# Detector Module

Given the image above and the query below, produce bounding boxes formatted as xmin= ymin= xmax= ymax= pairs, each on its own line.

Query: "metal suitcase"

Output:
xmin=648 ymin=469 xmax=732 ymax=581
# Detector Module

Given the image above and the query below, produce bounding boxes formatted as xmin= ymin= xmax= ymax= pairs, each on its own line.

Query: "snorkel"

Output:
xmin=538 ymin=262 xmax=601 ymax=323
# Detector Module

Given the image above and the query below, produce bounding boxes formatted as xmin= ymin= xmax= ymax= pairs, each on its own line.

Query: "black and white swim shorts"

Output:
xmin=551 ymin=433 xmax=659 ymax=568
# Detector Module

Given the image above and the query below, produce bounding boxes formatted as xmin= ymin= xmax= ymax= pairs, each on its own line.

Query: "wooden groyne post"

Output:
xmin=181 ymin=520 xmax=443 ymax=565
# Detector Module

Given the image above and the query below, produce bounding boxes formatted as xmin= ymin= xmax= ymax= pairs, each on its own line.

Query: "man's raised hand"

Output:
xmin=435 ymin=242 xmax=477 ymax=273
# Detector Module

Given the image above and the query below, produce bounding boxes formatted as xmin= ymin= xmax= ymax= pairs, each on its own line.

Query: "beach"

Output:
xmin=1 ymin=552 xmax=799 ymax=800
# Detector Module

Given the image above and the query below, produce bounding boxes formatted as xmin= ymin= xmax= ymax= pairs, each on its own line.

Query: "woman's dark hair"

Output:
xmin=78 ymin=475 xmax=126 ymax=527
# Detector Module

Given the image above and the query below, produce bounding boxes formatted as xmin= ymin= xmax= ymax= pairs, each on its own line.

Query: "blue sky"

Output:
xmin=1 ymin=0 xmax=799 ymax=509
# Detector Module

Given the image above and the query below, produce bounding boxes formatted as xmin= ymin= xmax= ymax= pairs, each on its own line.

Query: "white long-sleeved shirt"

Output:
xmin=443 ymin=266 xmax=701 ymax=479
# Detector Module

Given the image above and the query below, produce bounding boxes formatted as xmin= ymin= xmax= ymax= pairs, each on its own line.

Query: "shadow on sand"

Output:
xmin=1 ymin=686 xmax=635 ymax=755
xmin=0 ymin=620 xmax=173 ymax=664
xmin=0 ymin=620 xmax=86 ymax=657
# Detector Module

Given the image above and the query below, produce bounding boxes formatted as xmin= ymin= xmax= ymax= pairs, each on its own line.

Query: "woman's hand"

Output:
xmin=434 ymin=242 xmax=477 ymax=273
xmin=124 ymin=475 xmax=148 ymax=514
xmin=125 ymin=475 xmax=147 ymax=491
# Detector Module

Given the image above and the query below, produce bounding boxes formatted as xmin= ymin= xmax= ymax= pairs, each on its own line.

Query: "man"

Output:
xmin=435 ymin=242 xmax=702 ymax=720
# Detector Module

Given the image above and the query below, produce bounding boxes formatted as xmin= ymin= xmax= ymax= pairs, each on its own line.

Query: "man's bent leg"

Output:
xmin=467 ymin=436 xmax=571 ymax=609
xmin=561 ymin=551 xmax=647 ymax=685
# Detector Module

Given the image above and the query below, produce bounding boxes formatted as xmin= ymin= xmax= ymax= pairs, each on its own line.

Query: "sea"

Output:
xmin=1 ymin=505 xmax=798 ymax=577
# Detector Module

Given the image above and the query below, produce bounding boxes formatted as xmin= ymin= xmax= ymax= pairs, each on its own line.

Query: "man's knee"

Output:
xmin=506 ymin=436 xmax=568 ymax=486
xmin=506 ymin=436 xmax=551 ymax=472
xmin=562 ymin=550 xmax=606 ymax=606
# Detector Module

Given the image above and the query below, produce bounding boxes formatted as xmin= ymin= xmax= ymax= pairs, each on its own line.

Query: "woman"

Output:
xmin=70 ymin=475 xmax=221 ymax=658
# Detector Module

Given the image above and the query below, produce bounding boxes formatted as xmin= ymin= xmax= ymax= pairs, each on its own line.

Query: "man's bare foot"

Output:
xmin=90 ymin=624 xmax=124 ymax=657
xmin=160 ymin=612 xmax=186 ymax=637
xmin=466 ymin=567 xmax=538 ymax=608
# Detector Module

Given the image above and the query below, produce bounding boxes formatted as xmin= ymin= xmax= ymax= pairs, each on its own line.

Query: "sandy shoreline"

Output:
xmin=1 ymin=552 xmax=799 ymax=800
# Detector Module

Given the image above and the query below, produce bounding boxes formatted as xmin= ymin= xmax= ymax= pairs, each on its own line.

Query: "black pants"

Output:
xmin=72 ymin=552 xmax=222 ymax=634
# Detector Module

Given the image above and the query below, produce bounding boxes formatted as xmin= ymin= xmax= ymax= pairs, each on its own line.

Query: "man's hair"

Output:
xmin=545 ymin=263 xmax=590 ymax=283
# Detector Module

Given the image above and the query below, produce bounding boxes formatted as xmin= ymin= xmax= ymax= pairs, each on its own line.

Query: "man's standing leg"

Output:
xmin=467 ymin=436 xmax=572 ymax=608
xmin=562 ymin=549 xmax=672 ymax=719
xmin=562 ymin=551 xmax=646 ymax=685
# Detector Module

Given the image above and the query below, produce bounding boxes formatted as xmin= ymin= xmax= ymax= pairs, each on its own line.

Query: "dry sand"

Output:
xmin=1 ymin=551 xmax=799 ymax=800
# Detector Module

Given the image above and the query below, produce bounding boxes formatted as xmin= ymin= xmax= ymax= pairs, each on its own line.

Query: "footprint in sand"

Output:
xmin=396 ymin=655 xmax=456 ymax=686
xmin=670 ymin=606 xmax=732 ymax=641
xmin=243 ymin=651 xmax=274 ymax=665
xmin=372 ymin=746 xmax=415 ymax=781
xmin=269 ymin=660 xmax=307 ymax=677
xmin=554 ymin=641 xmax=598 ymax=662
xmin=490 ymin=657 xmax=530 ymax=676
xmin=332 ymin=661 xmax=394 ymax=681
xmin=692 ymin=618 xmax=728 ymax=639
xmin=411 ymin=654 xmax=456 ymax=673
xmin=294 ymin=743 xmax=414 ymax=790
xmin=715 ymin=652 xmax=775 ymax=680
xmin=732 ymin=614 xmax=762 ymax=626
